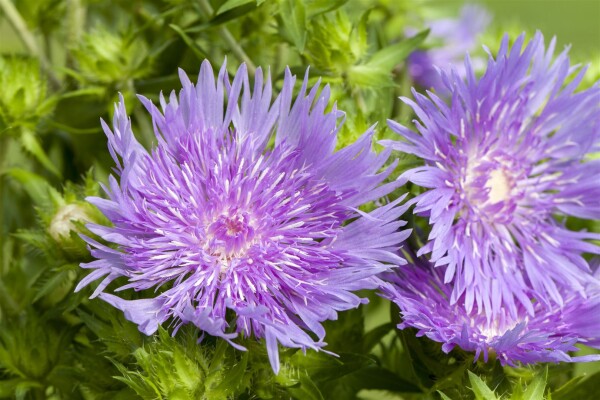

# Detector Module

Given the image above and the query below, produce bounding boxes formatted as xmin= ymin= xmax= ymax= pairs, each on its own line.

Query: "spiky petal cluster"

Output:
xmin=381 ymin=255 xmax=600 ymax=365
xmin=76 ymin=61 xmax=410 ymax=373
xmin=385 ymin=32 xmax=600 ymax=321
xmin=407 ymin=3 xmax=491 ymax=92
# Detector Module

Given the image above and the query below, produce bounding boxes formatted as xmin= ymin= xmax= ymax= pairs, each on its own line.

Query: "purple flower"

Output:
xmin=384 ymin=33 xmax=600 ymax=321
xmin=381 ymin=254 xmax=600 ymax=365
xmin=407 ymin=4 xmax=491 ymax=92
xmin=76 ymin=60 xmax=410 ymax=373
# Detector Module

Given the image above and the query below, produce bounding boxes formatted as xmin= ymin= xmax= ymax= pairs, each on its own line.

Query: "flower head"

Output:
xmin=381 ymin=254 xmax=600 ymax=365
xmin=407 ymin=4 xmax=491 ymax=92
xmin=76 ymin=60 xmax=409 ymax=372
xmin=385 ymin=33 xmax=600 ymax=320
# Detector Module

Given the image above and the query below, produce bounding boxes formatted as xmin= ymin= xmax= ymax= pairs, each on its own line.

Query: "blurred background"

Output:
xmin=2 ymin=0 xmax=600 ymax=57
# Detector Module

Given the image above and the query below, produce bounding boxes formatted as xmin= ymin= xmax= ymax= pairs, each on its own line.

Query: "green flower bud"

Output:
xmin=0 ymin=56 xmax=53 ymax=132
xmin=48 ymin=202 xmax=95 ymax=259
xmin=48 ymin=203 xmax=90 ymax=241
xmin=72 ymin=28 xmax=152 ymax=88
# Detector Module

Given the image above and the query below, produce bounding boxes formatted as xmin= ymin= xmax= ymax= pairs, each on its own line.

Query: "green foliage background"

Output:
xmin=0 ymin=0 xmax=598 ymax=399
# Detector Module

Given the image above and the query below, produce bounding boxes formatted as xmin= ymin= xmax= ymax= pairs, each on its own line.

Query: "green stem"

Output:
xmin=0 ymin=0 xmax=60 ymax=88
xmin=197 ymin=0 xmax=257 ymax=75
xmin=65 ymin=0 xmax=85 ymax=70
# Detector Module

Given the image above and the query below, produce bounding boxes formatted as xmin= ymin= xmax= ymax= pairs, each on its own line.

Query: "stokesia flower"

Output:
xmin=384 ymin=32 xmax=600 ymax=321
xmin=380 ymin=253 xmax=600 ymax=365
xmin=76 ymin=60 xmax=410 ymax=373
xmin=406 ymin=3 xmax=491 ymax=93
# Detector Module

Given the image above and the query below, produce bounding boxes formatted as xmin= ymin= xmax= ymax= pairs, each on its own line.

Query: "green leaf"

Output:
xmin=6 ymin=168 xmax=61 ymax=209
xmin=19 ymin=129 xmax=61 ymax=177
xmin=216 ymin=0 xmax=255 ymax=15
xmin=33 ymin=270 xmax=69 ymax=304
xmin=352 ymin=366 xmax=422 ymax=393
xmin=364 ymin=29 xmax=430 ymax=71
xmin=169 ymin=24 xmax=209 ymax=60
xmin=279 ymin=0 xmax=307 ymax=53
xmin=522 ymin=368 xmax=547 ymax=400
xmin=305 ymin=0 xmax=349 ymax=17
xmin=286 ymin=373 xmax=324 ymax=400
xmin=347 ymin=65 xmax=393 ymax=88
xmin=362 ymin=322 xmax=394 ymax=353
xmin=186 ymin=3 xmax=258 ymax=33
xmin=213 ymin=352 xmax=248 ymax=395
xmin=468 ymin=370 xmax=499 ymax=400
xmin=438 ymin=391 xmax=453 ymax=400
xmin=552 ymin=371 xmax=600 ymax=400
xmin=292 ymin=351 xmax=374 ymax=383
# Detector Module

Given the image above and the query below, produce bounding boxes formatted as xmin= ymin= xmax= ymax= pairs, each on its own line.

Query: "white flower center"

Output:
xmin=486 ymin=168 xmax=511 ymax=204
xmin=462 ymin=153 xmax=517 ymax=216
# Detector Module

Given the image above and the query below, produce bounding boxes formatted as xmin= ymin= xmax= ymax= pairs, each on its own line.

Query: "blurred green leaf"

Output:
xmin=216 ymin=0 xmax=255 ymax=15
xmin=362 ymin=322 xmax=394 ymax=353
xmin=292 ymin=351 xmax=375 ymax=383
xmin=364 ymin=29 xmax=429 ymax=72
xmin=289 ymin=373 xmax=325 ymax=400
xmin=305 ymin=0 xmax=349 ymax=17
xmin=7 ymin=168 xmax=61 ymax=209
xmin=279 ymin=0 xmax=307 ymax=53
xmin=552 ymin=371 xmax=600 ymax=400
xmin=19 ymin=129 xmax=61 ymax=177
xmin=170 ymin=24 xmax=209 ymax=60
xmin=351 ymin=366 xmax=422 ymax=393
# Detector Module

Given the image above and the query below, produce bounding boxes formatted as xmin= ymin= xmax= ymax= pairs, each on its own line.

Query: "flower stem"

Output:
xmin=0 ymin=0 xmax=60 ymax=88
xmin=197 ymin=0 xmax=257 ymax=75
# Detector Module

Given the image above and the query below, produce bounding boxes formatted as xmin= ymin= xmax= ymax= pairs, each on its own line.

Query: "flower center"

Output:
xmin=462 ymin=153 xmax=518 ymax=218
xmin=206 ymin=210 xmax=256 ymax=261
xmin=486 ymin=168 xmax=511 ymax=204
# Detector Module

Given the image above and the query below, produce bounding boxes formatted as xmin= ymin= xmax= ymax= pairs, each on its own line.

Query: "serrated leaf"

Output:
xmin=438 ymin=391 xmax=452 ymax=400
xmin=287 ymin=373 xmax=324 ymax=400
xmin=364 ymin=29 xmax=429 ymax=71
xmin=522 ymin=368 xmax=547 ymax=400
xmin=33 ymin=270 xmax=70 ymax=303
xmin=213 ymin=352 xmax=248 ymax=395
xmin=19 ymin=129 xmax=61 ymax=177
xmin=280 ymin=0 xmax=307 ymax=53
xmin=468 ymin=370 xmax=499 ymax=400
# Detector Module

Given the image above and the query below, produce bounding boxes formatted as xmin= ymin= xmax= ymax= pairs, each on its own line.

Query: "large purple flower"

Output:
xmin=407 ymin=4 xmax=491 ymax=92
xmin=385 ymin=33 xmax=600 ymax=321
xmin=380 ymin=254 xmax=600 ymax=365
xmin=76 ymin=61 xmax=410 ymax=372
